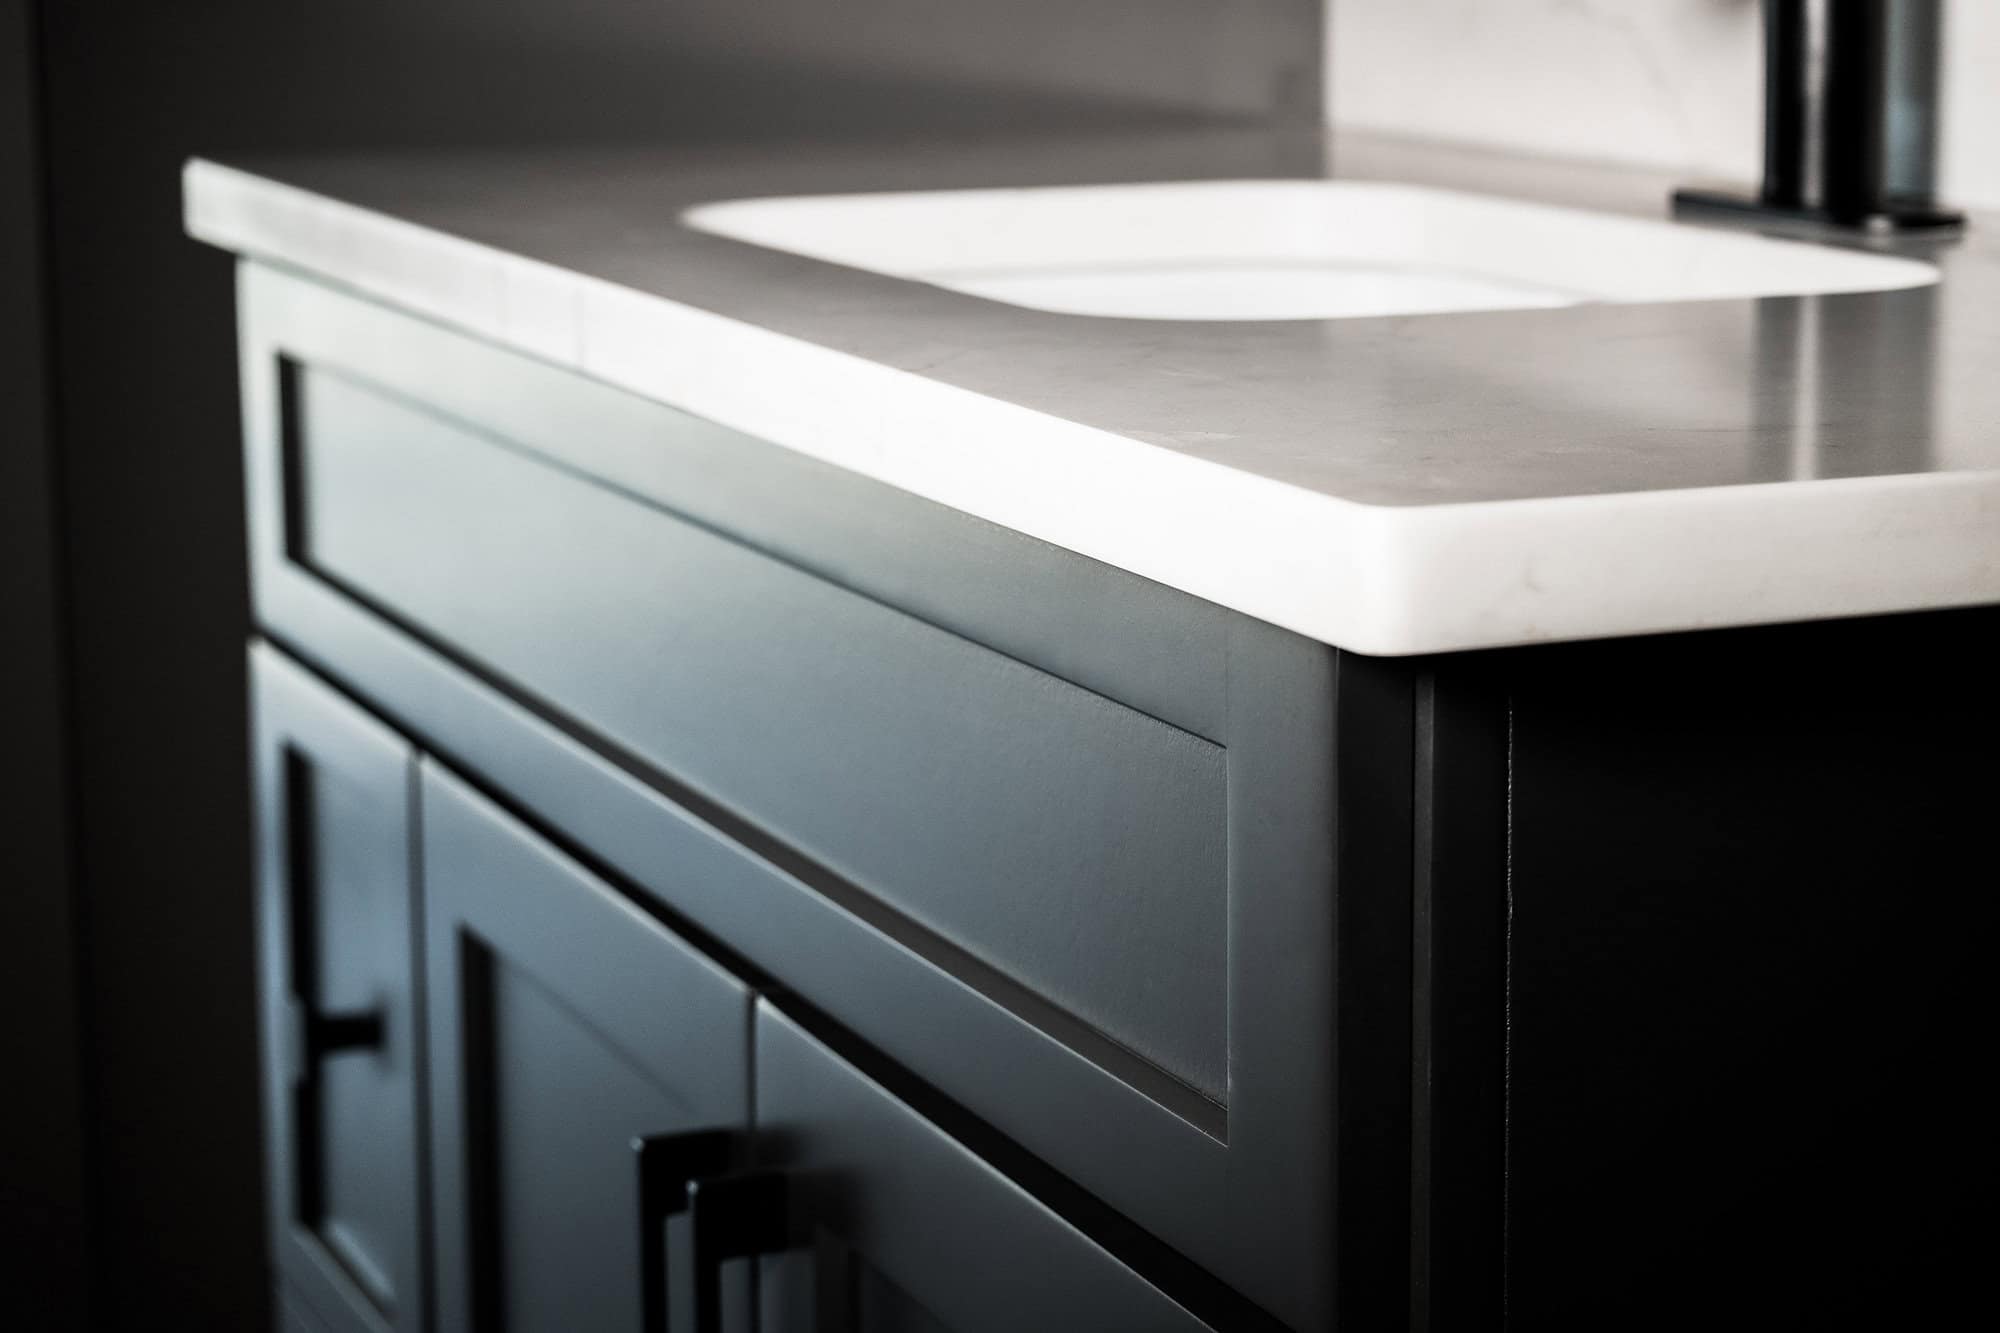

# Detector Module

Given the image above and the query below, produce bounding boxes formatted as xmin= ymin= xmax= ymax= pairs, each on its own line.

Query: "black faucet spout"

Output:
xmin=1676 ymin=0 xmax=1962 ymax=232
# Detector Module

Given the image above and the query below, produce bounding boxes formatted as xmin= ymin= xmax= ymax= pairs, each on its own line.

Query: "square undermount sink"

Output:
xmin=683 ymin=179 xmax=1939 ymax=322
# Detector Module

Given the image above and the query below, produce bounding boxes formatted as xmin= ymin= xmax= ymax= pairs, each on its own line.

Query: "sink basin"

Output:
xmin=684 ymin=179 xmax=1938 ymax=322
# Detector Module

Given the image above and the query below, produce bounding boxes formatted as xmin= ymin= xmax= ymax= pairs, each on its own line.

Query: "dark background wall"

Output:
xmin=1 ymin=1 xmax=88 ymax=1325
xmin=5 ymin=3 xmax=1322 ymax=1327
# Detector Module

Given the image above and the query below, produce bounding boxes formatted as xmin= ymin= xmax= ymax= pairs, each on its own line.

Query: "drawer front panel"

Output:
xmin=289 ymin=363 xmax=1228 ymax=1107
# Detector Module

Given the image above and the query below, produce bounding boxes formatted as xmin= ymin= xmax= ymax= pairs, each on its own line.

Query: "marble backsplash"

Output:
xmin=1328 ymin=0 xmax=2000 ymax=209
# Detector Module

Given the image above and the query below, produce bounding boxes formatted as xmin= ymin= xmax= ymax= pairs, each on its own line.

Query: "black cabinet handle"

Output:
xmin=282 ymin=998 xmax=386 ymax=1083
xmin=634 ymin=1129 xmax=748 ymax=1333
xmin=688 ymin=1170 xmax=791 ymax=1333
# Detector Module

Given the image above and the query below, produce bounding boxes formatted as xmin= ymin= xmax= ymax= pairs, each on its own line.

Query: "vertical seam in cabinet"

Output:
xmin=745 ymin=993 xmax=759 ymax=1142
xmin=1409 ymin=673 xmax=1436 ymax=1333
xmin=406 ymin=754 xmax=434 ymax=1333
xmin=1500 ymin=696 xmax=1515 ymax=1332
xmin=283 ymin=747 xmax=323 ymax=1230
xmin=276 ymin=356 xmax=311 ymax=562
xmin=744 ymin=980 xmax=756 ymax=1320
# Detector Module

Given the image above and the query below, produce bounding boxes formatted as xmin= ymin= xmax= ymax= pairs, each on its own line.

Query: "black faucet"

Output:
xmin=1675 ymin=0 xmax=1963 ymax=231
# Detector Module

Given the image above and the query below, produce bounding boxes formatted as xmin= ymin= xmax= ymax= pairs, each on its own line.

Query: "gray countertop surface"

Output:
xmin=187 ymin=127 xmax=2000 ymax=651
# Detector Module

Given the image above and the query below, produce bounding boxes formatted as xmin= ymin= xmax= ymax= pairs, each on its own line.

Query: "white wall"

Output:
xmin=1329 ymin=0 xmax=2000 ymax=209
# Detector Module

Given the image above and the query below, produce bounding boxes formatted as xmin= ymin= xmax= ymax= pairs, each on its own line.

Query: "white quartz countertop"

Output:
xmin=184 ymin=130 xmax=2000 ymax=654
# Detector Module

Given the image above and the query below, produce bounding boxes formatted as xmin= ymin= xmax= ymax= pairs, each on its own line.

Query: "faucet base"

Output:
xmin=1671 ymin=187 xmax=1965 ymax=236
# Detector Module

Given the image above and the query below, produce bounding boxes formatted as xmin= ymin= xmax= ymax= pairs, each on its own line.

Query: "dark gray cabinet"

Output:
xmin=252 ymin=646 xmax=425 ymax=1333
xmin=228 ymin=206 xmax=2000 ymax=1332
xmin=237 ymin=259 xmax=1402 ymax=1330
xmin=233 ymin=250 xmax=1432 ymax=1330
xmin=420 ymin=761 xmax=755 ymax=1333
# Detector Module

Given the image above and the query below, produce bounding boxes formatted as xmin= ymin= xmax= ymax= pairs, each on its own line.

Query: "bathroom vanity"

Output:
xmin=188 ymin=131 xmax=2000 ymax=1332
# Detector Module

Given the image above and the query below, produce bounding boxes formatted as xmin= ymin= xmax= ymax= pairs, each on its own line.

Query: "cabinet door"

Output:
xmin=252 ymin=644 xmax=425 ymax=1333
xmin=421 ymin=760 xmax=756 ymax=1333
xmin=683 ymin=1002 xmax=1214 ymax=1333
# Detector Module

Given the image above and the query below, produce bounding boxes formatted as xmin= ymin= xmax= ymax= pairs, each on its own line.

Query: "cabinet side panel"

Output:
xmin=1502 ymin=610 xmax=2000 ymax=1328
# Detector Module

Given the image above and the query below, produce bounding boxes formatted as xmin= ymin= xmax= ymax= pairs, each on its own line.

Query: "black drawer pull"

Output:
xmin=282 ymin=999 xmax=386 ymax=1083
xmin=635 ymin=1130 xmax=749 ymax=1333
xmin=689 ymin=1170 xmax=791 ymax=1333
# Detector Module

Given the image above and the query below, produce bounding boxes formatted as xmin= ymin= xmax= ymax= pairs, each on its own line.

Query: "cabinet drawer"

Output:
xmin=241 ymin=263 xmax=1416 ymax=1331
xmin=287 ymin=359 xmax=1226 ymax=1107
xmin=737 ymin=1001 xmax=1213 ymax=1332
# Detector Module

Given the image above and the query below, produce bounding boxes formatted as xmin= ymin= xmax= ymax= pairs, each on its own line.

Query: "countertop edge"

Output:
xmin=183 ymin=157 xmax=2000 ymax=655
